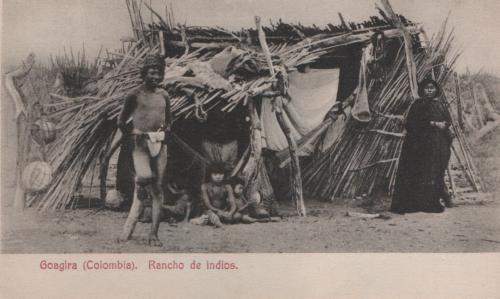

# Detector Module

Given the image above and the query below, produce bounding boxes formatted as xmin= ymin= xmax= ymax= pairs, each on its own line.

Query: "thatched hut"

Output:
xmin=24 ymin=0 xmax=481 ymax=216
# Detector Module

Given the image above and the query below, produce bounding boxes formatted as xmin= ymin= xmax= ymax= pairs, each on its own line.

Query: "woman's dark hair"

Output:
xmin=205 ymin=162 xmax=227 ymax=181
xmin=418 ymin=78 xmax=441 ymax=98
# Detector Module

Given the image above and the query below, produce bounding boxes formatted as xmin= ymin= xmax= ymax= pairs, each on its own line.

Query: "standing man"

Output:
xmin=117 ymin=54 xmax=171 ymax=246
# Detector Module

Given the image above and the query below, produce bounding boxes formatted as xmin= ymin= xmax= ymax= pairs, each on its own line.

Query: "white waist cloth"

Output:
xmin=133 ymin=130 xmax=165 ymax=157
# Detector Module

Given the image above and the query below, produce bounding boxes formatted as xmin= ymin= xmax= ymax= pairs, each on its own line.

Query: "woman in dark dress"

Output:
xmin=391 ymin=79 xmax=454 ymax=214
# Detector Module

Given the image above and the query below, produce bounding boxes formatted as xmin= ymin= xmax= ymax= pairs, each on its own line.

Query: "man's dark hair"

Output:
xmin=418 ymin=78 xmax=441 ymax=98
xmin=140 ymin=54 xmax=165 ymax=79
xmin=228 ymin=176 xmax=245 ymax=189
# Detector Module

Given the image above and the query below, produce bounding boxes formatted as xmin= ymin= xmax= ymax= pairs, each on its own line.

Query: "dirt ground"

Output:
xmin=1 ymin=198 xmax=500 ymax=253
xmin=1 ymin=124 xmax=500 ymax=253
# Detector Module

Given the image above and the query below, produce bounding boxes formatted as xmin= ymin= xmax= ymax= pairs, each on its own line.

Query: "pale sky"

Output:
xmin=1 ymin=0 xmax=499 ymax=74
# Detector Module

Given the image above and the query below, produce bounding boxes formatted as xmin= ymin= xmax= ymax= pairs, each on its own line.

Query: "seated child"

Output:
xmin=229 ymin=177 xmax=274 ymax=223
xmin=201 ymin=162 xmax=237 ymax=228
xmin=229 ymin=177 xmax=258 ymax=224
xmin=162 ymin=178 xmax=192 ymax=223
xmin=138 ymin=178 xmax=192 ymax=224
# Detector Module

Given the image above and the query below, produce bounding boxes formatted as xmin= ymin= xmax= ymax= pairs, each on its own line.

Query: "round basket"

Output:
xmin=22 ymin=161 xmax=52 ymax=192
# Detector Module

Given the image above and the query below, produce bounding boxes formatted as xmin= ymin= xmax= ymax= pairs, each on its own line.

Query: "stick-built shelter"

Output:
xmin=30 ymin=0 xmax=482 ymax=216
xmin=449 ymin=72 xmax=500 ymax=141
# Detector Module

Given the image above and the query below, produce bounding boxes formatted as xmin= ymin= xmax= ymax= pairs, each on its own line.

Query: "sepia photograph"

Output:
xmin=1 ymin=0 xmax=500 ymax=255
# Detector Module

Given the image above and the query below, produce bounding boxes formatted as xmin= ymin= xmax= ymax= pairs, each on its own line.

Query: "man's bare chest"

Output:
xmin=135 ymin=92 xmax=166 ymax=110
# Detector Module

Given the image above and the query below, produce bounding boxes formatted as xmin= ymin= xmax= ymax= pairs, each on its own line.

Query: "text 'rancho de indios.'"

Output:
xmin=39 ymin=259 xmax=239 ymax=271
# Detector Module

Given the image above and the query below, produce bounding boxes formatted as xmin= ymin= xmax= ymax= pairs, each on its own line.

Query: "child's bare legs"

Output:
xmin=232 ymin=212 xmax=243 ymax=223
xmin=241 ymin=214 xmax=257 ymax=223
xmin=162 ymin=194 xmax=191 ymax=222
xmin=233 ymin=212 xmax=257 ymax=224
xmin=206 ymin=210 xmax=223 ymax=228
xmin=218 ymin=211 xmax=235 ymax=223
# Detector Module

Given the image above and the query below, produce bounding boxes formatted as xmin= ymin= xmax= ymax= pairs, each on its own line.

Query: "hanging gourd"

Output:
xmin=31 ymin=118 xmax=57 ymax=145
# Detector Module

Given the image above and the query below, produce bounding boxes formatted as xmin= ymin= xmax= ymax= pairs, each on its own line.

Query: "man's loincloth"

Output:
xmin=132 ymin=130 xmax=167 ymax=182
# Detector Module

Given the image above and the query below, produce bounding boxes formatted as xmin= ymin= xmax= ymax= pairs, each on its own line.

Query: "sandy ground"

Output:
xmin=1 ymin=198 xmax=500 ymax=253
xmin=1 ymin=124 xmax=500 ymax=253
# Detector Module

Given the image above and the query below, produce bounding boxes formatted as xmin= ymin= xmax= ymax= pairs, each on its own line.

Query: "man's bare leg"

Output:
xmin=118 ymin=189 xmax=145 ymax=242
xmin=148 ymin=187 xmax=163 ymax=246
xmin=119 ymin=141 xmax=151 ymax=243
xmin=148 ymin=146 xmax=168 ymax=247
xmin=14 ymin=116 xmax=28 ymax=212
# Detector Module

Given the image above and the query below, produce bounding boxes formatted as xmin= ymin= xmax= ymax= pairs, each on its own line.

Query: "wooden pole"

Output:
xmin=244 ymin=99 xmax=264 ymax=198
xmin=255 ymin=17 xmax=275 ymax=77
xmin=471 ymin=82 xmax=485 ymax=128
xmin=450 ymin=143 xmax=479 ymax=192
xmin=338 ymin=13 xmax=350 ymax=31
xmin=446 ymin=166 xmax=455 ymax=198
xmin=454 ymin=72 xmax=464 ymax=129
xmin=255 ymin=16 xmax=306 ymax=216
xmin=4 ymin=53 xmax=36 ymax=211
xmin=163 ymin=25 xmax=421 ymax=55
xmin=441 ymin=90 xmax=483 ymax=193
xmin=380 ymin=0 xmax=419 ymax=100
xmin=274 ymin=98 xmax=307 ymax=216
xmin=159 ymin=30 xmax=166 ymax=57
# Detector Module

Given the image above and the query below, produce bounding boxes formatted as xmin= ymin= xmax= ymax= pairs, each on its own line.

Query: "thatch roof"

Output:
xmin=127 ymin=0 xmax=416 ymax=50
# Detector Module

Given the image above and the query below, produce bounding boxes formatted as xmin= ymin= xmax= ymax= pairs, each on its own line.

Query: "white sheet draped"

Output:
xmin=261 ymin=68 xmax=340 ymax=151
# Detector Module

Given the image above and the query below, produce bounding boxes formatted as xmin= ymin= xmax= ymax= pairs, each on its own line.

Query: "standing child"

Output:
xmin=201 ymin=162 xmax=237 ymax=227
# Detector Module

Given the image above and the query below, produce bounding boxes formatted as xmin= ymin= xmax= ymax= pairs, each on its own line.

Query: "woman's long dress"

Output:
xmin=391 ymin=98 xmax=453 ymax=213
